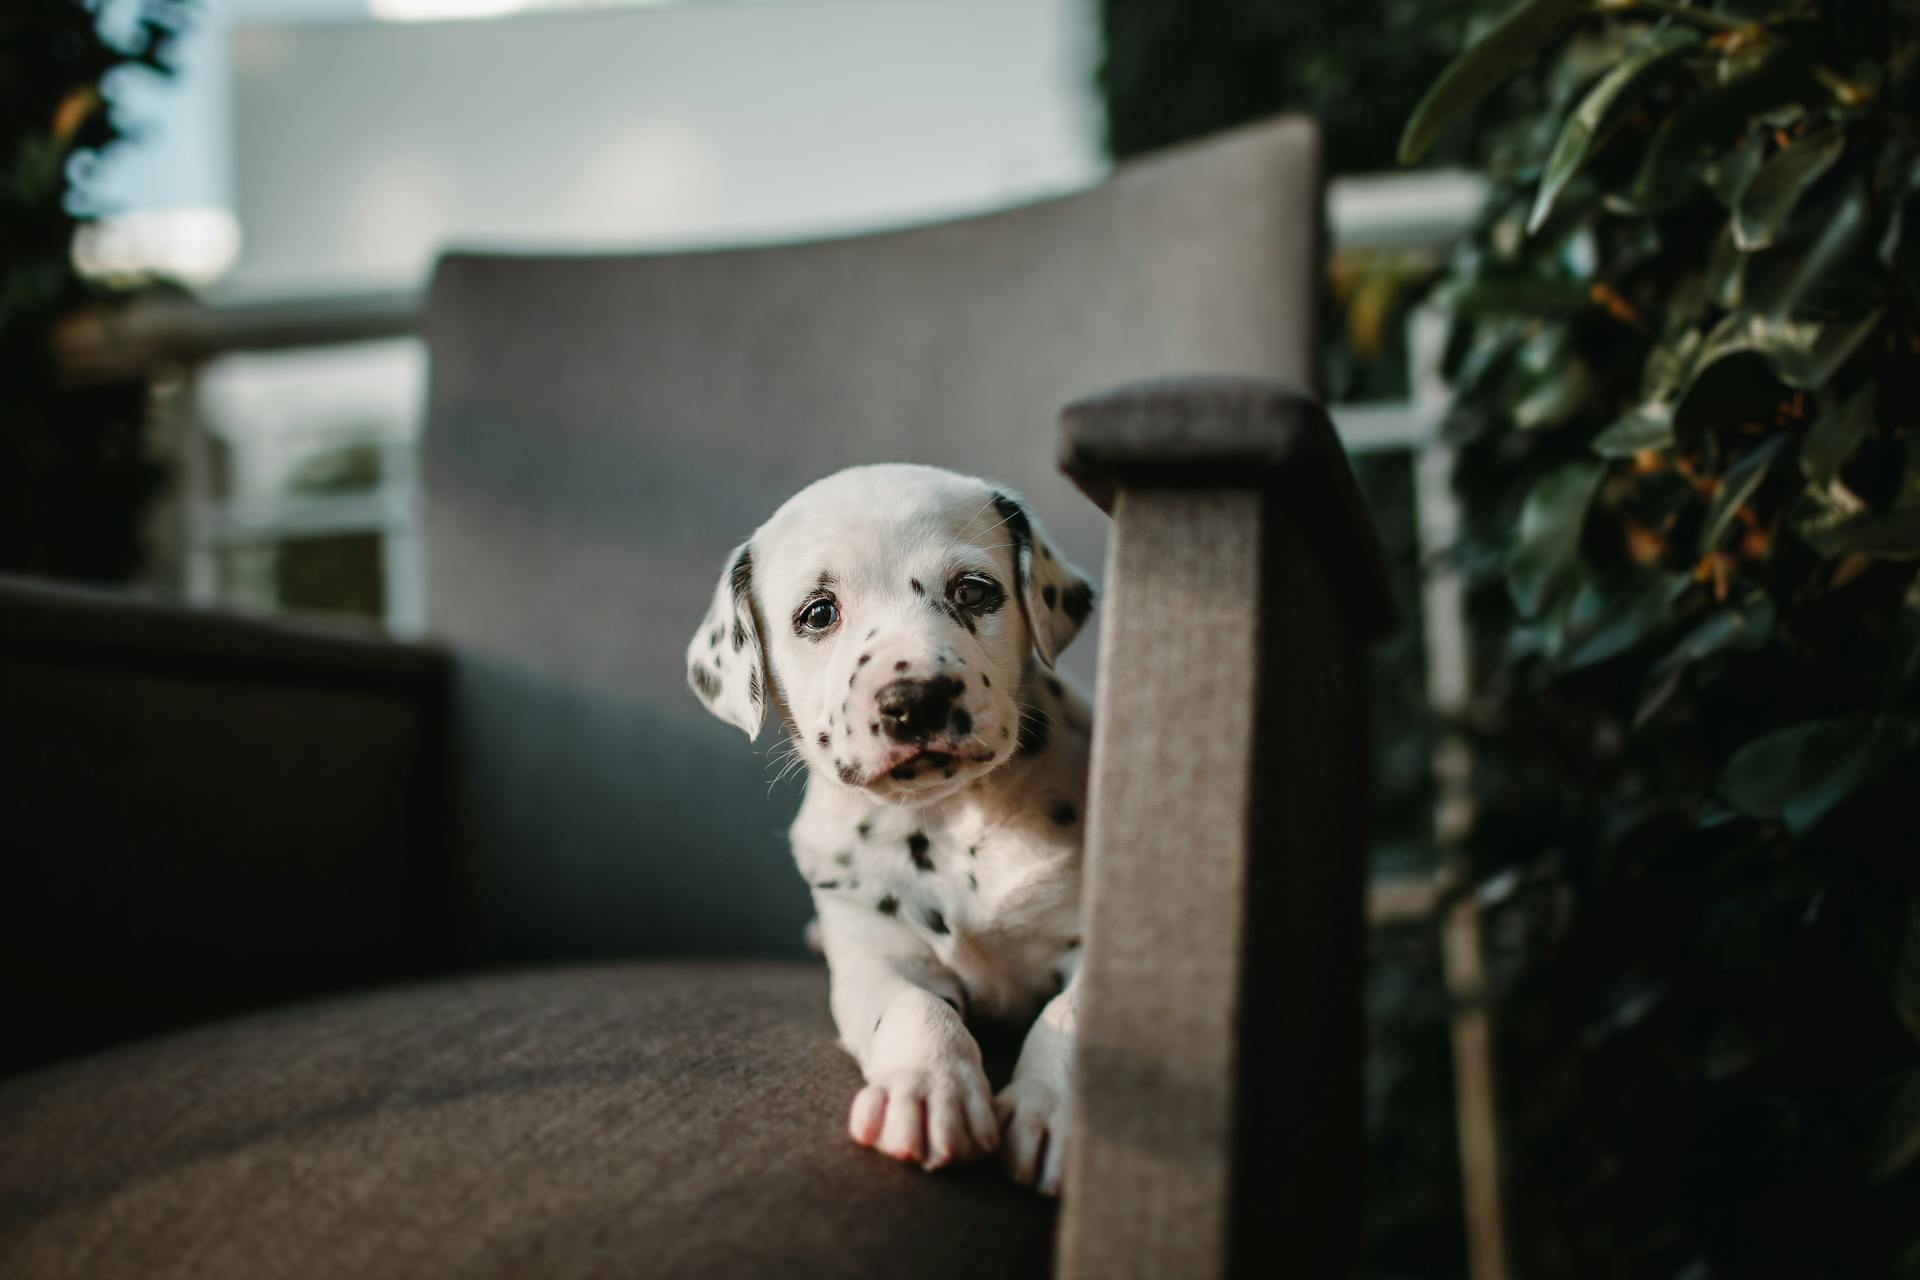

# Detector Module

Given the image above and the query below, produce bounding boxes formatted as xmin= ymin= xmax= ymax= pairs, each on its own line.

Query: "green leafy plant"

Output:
xmin=1 ymin=1 xmax=189 ymax=581
xmin=1405 ymin=0 xmax=1920 ymax=1272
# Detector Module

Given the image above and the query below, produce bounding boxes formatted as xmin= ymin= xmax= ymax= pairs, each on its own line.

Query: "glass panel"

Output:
xmin=216 ymin=533 xmax=386 ymax=624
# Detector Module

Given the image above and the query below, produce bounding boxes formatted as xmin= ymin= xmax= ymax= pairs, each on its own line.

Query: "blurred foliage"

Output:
xmin=1101 ymin=0 xmax=1481 ymax=170
xmin=0 ymin=0 xmax=189 ymax=581
xmin=1406 ymin=0 xmax=1920 ymax=1272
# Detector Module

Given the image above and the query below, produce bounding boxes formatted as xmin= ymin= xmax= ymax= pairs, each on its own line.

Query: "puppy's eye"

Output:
xmin=949 ymin=575 xmax=999 ymax=610
xmin=798 ymin=598 xmax=839 ymax=633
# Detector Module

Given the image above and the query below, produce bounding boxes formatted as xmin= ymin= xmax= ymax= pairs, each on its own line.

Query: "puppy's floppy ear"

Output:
xmin=686 ymin=541 xmax=767 ymax=740
xmin=990 ymin=490 xmax=1095 ymax=670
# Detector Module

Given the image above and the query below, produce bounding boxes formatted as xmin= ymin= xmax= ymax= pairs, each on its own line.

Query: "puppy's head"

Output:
xmin=686 ymin=464 xmax=1094 ymax=805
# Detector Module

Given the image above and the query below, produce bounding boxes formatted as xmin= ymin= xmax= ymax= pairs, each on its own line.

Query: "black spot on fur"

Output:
xmin=866 ymin=628 xmax=878 ymax=641
xmin=728 ymin=547 xmax=753 ymax=606
xmin=907 ymin=832 xmax=933 ymax=871
xmin=889 ymin=761 xmax=918 ymax=780
xmin=877 ymin=895 xmax=899 ymax=917
xmin=990 ymin=491 xmax=1032 ymax=553
xmin=1045 ymin=676 xmax=1063 ymax=698
xmin=981 ymin=674 xmax=990 ymax=688
xmin=814 ymin=879 xmax=839 ymax=890
xmin=689 ymin=664 xmax=720 ymax=701
xmin=816 ymin=570 xmax=836 ymax=590
xmin=1049 ymin=799 xmax=1077 ymax=826
xmin=968 ymin=845 xmax=978 ymax=857
xmin=909 ymin=578 xmax=924 ymax=595
xmin=967 ymin=873 xmax=977 ymax=890
xmin=858 ymin=653 xmax=871 ymax=665
xmin=731 ymin=619 xmax=746 ymax=651
xmin=1043 ymin=585 xmax=1057 ymax=610
xmin=836 ymin=761 xmax=860 ymax=785
xmin=1066 ymin=937 xmax=1081 ymax=949
xmin=709 ymin=625 xmax=722 ymax=647
xmin=856 ymin=820 xmax=872 ymax=839
xmin=815 ymin=732 xmax=830 ymax=747
xmin=834 ymin=849 xmax=853 ymax=867
xmin=1017 ymin=706 xmax=1050 ymax=757
xmin=893 ymin=660 xmax=909 ymax=672
xmin=869 ymin=722 xmax=880 ymax=736
xmin=950 ymin=708 xmax=973 ymax=736
xmin=923 ymin=908 xmax=948 ymax=935
xmin=747 ymin=668 xmax=761 ymax=706
xmin=1062 ymin=581 xmax=1094 ymax=625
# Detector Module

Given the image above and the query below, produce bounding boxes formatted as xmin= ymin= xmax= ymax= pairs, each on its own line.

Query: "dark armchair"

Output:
xmin=0 ymin=117 xmax=1390 ymax=1279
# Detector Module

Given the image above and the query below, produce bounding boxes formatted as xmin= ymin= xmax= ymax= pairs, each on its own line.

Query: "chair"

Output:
xmin=0 ymin=116 xmax=1390 ymax=1278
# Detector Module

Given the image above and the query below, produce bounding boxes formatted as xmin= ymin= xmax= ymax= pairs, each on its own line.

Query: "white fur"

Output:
xmin=686 ymin=464 xmax=1095 ymax=1194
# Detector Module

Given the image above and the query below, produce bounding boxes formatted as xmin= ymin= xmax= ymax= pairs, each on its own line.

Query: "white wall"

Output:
xmin=96 ymin=0 xmax=1104 ymax=300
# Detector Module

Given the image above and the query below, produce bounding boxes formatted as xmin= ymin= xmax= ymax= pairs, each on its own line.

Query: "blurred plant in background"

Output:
xmin=1403 ymin=0 xmax=1920 ymax=1272
xmin=0 ymin=0 xmax=189 ymax=581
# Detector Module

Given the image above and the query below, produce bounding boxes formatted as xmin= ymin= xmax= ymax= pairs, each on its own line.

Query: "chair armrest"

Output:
xmin=0 ymin=577 xmax=453 ymax=1073
xmin=1056 ymin=378 xmax=1390 ymax=1279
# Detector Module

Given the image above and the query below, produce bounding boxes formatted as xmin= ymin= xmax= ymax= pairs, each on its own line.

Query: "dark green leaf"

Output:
xmin=1628 ymin=43 xmax=1815 ymax=209
xmin=1887 ymin=572 xmax=1920 ymax=707
xmin=1733 ymin=126 xmax=1845 ymax=250
xmin=1717 ymin=720 xmax=1820 ymax=818
xmin=1672 ymin=352 xmax=1786 ymax=449
xmin=1507 ymin=460 xmax=1605 ymax=617
xmin=1702 ymin=128 xmax=1768 ymax=211
xmin=1903 ymin=195 xmax=1920 ymax=316
xmin=1529 ymin=25 xmax=1700 ymax=233
xmin=1642 ymin=327 xmax=1704 ymax=402
xmin=1693 ymin=309 xmax=1881 ymax=391
xmin=1513 ymin=357 xmax=1594 ymax=429
xmin=1706 ymin=221 xmax=1747 ymax=309
xmin=1744 ymin=177 xmax=1873 ymax=316
xmin=1865 ymin=1068 xmax=1920 ymax=1182
xmin=1700 ymin=435 xmax=1788 ymax=554
xmin=1593 ymin=406 xmax=1676 ymax=457
xmin=1800 ymin=504 xmax=1920 ymax=559
xmin=1636 ymin=587 xmax=1775 ymax=725
xmin=1896 ymin=902 xmax=1920 ymax=1047
xmin=1561 ymin=571 xmax=1690 ymax=669
xmin=1400 ymin=0 xmax=1586 ymax=165
xmin=1800 ymin=382 xmax=1876 ymax=487
xmin=1716 ymin=717 xmax=1889 ymax=833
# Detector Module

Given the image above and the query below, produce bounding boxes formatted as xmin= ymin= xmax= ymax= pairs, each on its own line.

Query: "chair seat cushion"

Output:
xmin=0 ymin=963 xmax=1054 ymax=1279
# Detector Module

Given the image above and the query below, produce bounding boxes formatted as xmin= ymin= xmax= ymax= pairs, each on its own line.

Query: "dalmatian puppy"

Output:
xmin=685 ymin=464 xmax=1095 ymax=1196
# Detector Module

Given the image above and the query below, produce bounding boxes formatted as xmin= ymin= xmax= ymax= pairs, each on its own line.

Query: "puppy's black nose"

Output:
xmin=876 ymin=676 xmax=959 ymax=742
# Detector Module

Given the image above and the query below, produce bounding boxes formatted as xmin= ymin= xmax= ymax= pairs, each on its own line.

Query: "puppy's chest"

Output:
xmin=802 ymin=812 xmax=1077 ymax=932
xmin=794 ymin=804 xmax=1082 ymax=1011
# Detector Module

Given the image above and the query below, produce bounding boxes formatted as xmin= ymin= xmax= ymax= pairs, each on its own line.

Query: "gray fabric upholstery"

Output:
xmin=420 ymin=117 xmax=1322 ymax=964
xmin=0 ymin=964 xmax=1054 ymax=1279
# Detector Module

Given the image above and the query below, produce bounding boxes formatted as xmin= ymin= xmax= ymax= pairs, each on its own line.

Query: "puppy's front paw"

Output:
xmin=848 ymin=1062 xmax=999 ymax=1170
xmin=995 ymin=1077 xmax=1071 ymax=1196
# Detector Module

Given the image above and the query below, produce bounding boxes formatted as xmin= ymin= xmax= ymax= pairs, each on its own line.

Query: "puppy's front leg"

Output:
xmin=817 ymin=899 xmax=998 ymax=1170
xmin=997 ymin=966 xmax=1079 ymax=1196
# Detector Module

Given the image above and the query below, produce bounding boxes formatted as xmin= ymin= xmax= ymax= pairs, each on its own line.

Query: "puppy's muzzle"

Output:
xmin=876 ymin=675 xmax=961 ymax=743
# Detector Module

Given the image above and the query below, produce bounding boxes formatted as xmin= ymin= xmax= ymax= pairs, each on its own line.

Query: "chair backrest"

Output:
xmin=421 ymin=116 xmax=1322 ymax=962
